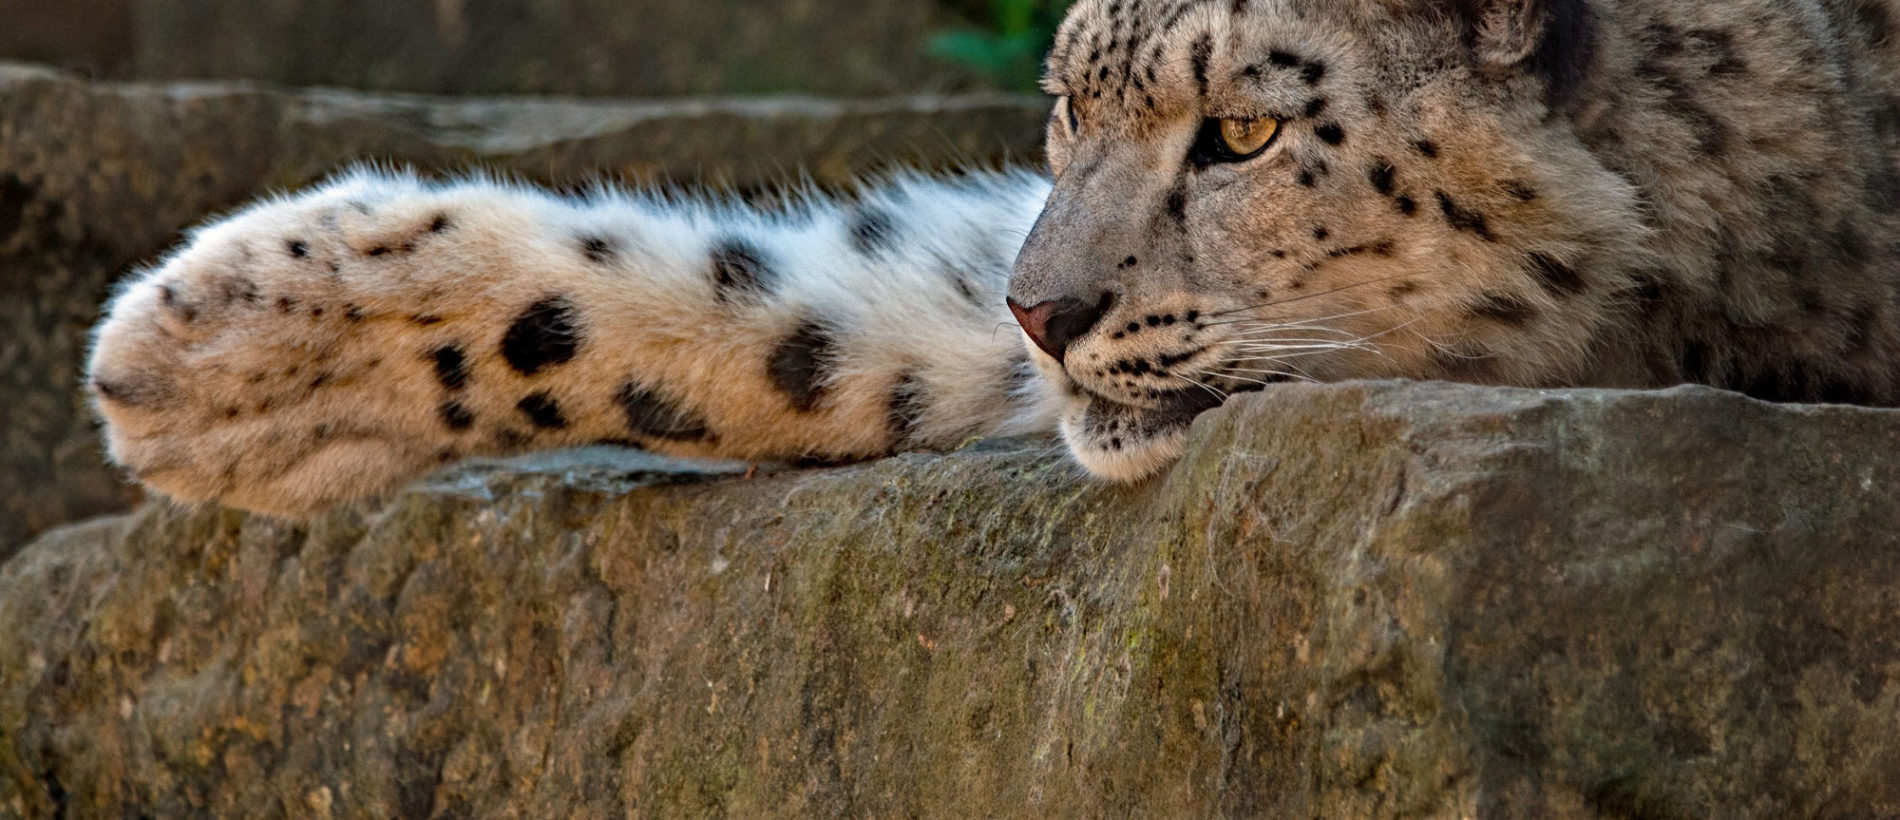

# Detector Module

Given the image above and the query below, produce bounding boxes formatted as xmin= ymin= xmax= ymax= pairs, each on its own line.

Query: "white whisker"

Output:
xmin=1232 ymin=342 xmax=1370 ymax=351
xmin=1206 ymin=273 xmax=1414 ymax=319
xmin=1221 ymin=370 xmax=1317 ymax=386
xmin=1173 ymin=373 xmax=1231 ymax=400
xmin=1213 ymin=304 xmax=1407 ymax=330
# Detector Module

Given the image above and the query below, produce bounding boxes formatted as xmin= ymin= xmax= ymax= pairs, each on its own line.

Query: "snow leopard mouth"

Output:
xmin=1056 ymin=368 xmax=1283 ymax=481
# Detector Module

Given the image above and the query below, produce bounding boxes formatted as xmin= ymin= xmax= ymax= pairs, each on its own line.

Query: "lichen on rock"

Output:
xmin=6 ymin=381 xmax=1900 ymax=817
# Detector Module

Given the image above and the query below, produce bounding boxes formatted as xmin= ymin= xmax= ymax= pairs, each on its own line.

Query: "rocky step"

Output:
xmin=0 ymin=0 xmax=979 ymax=97
xmin=0 ymin=62 xmax=1047 ymax=556
xmin=5 ymin=381 xmax=1899 ymax=817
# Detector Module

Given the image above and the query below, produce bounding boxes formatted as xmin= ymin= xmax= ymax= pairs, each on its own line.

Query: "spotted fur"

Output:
xmin=1018 ymin=0 xmax=1900 ymax=479
xmin=89 ymin=171 xmax=1054 ymax=515
xmin=89 ymin=0 xmax=1900 ymax=514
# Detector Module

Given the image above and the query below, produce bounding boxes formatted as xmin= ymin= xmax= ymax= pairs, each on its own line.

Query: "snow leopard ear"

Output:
xmin=1442 ymin=0 xmax=1596 ymax=107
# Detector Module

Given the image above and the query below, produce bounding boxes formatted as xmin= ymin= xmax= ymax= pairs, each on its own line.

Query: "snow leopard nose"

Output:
xmin=1008 ymin=293 xmax=1114 ymax=362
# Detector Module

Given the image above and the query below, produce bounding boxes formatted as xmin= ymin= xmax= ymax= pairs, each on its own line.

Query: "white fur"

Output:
xmin=89 ymin=168 xmax=1073 ymax=516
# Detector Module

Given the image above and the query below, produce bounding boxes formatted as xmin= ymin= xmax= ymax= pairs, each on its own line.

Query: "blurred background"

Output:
xmin=0 ymin=0 xmax=1071 ymax=559
xmin=0 ymin=0 xmax=1073 ymax=95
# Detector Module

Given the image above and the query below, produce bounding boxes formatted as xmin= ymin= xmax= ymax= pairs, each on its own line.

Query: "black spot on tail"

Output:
xmin=516 ymin=391 xmax=568 ymax=430
xmin=1527 ymin=253 xmax=1588 ymax=295
xmin=615 ymin=383 xmax=711 ymax=442
xmin=501 ymin=296 xmax=582 ymax=376
xmin=711 ymin=240 xmax=772 ymax=299
xmin=770 ymin=320 xmax=838 ymax=412
xmin=949 ymin=272 xmax=984 ymax=307
xmin=217 ymin=278 xmax=261 ymax=306
xmin=431 ymin=345 xmax=470 ymax=391
xmin=439 ymin=401 xmax=476 ymax=431
xmin=580 ymin=236 xmax=615 ymax=264
xmin=849 ymin=208 xmax=898 ymax=257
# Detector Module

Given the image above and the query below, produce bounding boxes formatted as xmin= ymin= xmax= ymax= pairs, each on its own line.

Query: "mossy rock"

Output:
xmin=6 ymin=382 xmax=1900 ymax=816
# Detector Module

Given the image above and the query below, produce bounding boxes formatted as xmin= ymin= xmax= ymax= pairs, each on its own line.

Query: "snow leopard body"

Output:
xmin=89 ymin=0 xmax=1900 ymax=515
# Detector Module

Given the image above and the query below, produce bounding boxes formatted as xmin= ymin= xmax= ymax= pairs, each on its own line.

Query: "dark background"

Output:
xmin=0 ymin=0 xmax=1071 ymax=96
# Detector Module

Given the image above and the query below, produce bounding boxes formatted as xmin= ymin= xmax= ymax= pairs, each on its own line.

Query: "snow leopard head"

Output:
xmin=1010 ymin=0 xmax=1650 ymax=479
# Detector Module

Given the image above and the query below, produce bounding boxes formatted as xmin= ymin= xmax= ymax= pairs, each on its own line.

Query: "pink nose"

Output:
xmin=1007 ymin=294 xmax=1113 ymax=363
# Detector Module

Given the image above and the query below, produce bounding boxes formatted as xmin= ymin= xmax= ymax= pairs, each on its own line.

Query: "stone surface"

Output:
xmin=0 ymin=62 xmax=1047 ymax=557
xmin=0 ymin=0 xmax=979 ymax=97
xmin=5 ymin=381 xmax=1899 ymax=817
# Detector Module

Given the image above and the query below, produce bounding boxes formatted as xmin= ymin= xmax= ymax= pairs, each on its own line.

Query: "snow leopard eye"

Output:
xmin=1189 ymin=116 xmax=1283 ymax=166
xmin=1220 ymin=118 xmax=1280 ymax=156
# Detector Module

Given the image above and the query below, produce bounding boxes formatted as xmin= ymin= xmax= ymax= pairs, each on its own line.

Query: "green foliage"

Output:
xmin=930 ymin=0 xmax=1073 ymax=91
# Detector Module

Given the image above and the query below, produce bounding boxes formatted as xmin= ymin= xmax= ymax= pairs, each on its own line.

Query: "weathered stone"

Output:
xmin=0 ymin=62 xmax=1047 ymax=557
xmin=5 ymin=382 xmax=1898 ymax=817
xmin=0 ymin=0 xmax=975 ymax=97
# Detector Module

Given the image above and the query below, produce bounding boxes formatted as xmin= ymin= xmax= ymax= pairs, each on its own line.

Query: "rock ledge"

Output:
xmin=5 ymin=381 xmax=1900 ymax=817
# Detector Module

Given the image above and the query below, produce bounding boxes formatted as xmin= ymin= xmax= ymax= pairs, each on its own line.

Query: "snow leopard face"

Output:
xmin=1010 ymin=0 xmax=1649 ymax=479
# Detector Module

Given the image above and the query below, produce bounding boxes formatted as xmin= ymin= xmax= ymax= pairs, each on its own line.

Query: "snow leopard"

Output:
xmin=87 ymin=0 xmax=1900 ymax=516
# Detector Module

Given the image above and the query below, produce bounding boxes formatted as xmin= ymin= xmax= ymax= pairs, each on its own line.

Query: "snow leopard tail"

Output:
xmin=86 ymin=168 xmax=1061 ymax=517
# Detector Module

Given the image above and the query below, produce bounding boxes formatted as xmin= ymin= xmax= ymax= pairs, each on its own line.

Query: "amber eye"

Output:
xmin=1189 ymin=116 xmax=1283 ymax=166
xmin=1219 ymin=117 xmax=1280 ymax=157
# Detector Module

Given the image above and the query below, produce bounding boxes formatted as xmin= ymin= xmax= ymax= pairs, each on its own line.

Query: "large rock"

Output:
xmin=0 ymin=0 xmax=978 ymax=97
xmin=0 ymin=62 xmax=1047 ymax=557
xmin=5 ymin=382 xmax=1899 ymax=817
